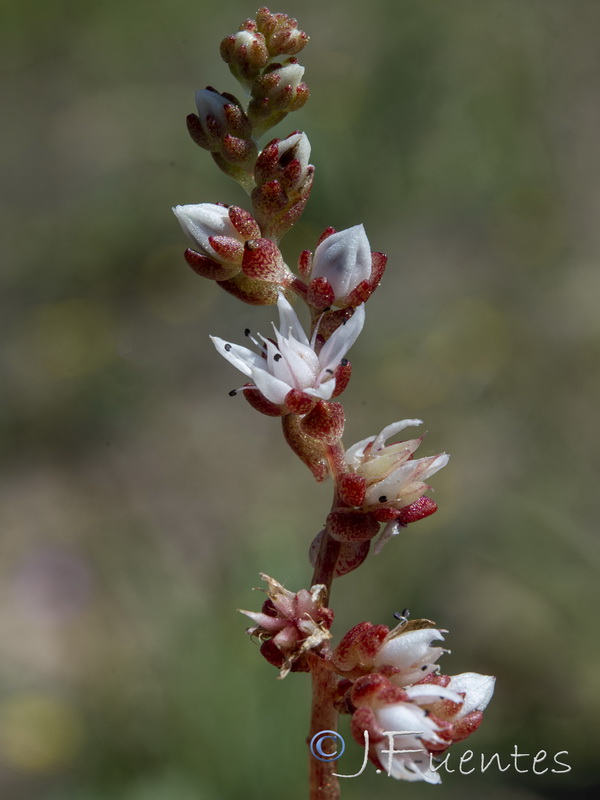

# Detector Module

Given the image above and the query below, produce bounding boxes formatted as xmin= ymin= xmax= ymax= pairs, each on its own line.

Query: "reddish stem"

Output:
xmin=310 ymin=442 xmax=346 ymax=601
xmin=308 ymin=654 xmax=341 ymax=800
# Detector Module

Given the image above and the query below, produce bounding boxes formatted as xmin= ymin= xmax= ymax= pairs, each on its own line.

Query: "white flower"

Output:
xmin=345 ymin=419 xmax=449 ymax=508
xmin=371 ymin=671 xmax=495 ymax=783
xmin=374 ymin=626 xmax=447 ymax=685
xmin=311 ymin=224 xmax=372 ymax=301
xmin=210 ymin=293 xmax=365 ymax=405
xmin=372 ymin=702 xmax=446 ymax=784
xmin=172 ymin=203 xmax=245 ymax=263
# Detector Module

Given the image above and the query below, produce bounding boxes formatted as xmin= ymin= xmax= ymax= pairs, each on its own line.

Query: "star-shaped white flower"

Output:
xmin=210 ymin=293 xmax=365 ymax=406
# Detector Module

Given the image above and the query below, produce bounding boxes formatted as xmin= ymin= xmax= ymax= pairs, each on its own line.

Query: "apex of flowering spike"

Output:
xmin=248 ymin=60 xmax=309 ymax=138
xmin=173 ymin=203 xmax=261 ymax=279
xmin=305 ymin=225 xmax=387 ymax=309
xmin=342 ymin=419 xmax=448 ymax=552
xmin=255 ymin=7 xmax=309 ymax=57
xmin=239 ymin=573 xmax=333 ymax=678
xmin=210 ymin=292 xmax=364 ymax=412
xmin=220 ymin=30 xmax=269 ymax=87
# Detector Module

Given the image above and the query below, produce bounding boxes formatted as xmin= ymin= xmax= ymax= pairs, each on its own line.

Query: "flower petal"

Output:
xmin=372 ymin=419 xmax=423 ymax=452
xmin=210 ymin=336 xmax=262 ymax=377
xmin=276 ymin=292 xmax=309 ymax=346
xmin=446 ymin=673 xmax=496 ymax=715
xmin=318 ymin=304 xmax=365 ymax=371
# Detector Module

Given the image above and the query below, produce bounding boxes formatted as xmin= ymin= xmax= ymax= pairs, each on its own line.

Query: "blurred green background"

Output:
xmin=1 ymin=0 xmax=599 ymax=798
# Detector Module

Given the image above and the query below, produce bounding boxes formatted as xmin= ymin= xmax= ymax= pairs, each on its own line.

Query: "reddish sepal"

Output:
xmin=372 ymin=506 xmax=401 ymax=522
xmin=242 ymin=238 xmax=286 ymax=281
xmin=184 ymin=248 xmax=240 ymax=281
xmin=242 ymin=385 xmax=286 ymax=417
xmin=338 ymin=473 xmax=367 ymax=507
xmin=307 ymin=277 xmax=335 ymax=310
xmin=332 ymin=360 xmax=352 ymax=397
xmin=396 ymin=496 xmax=438 ymax=524
xmin=298 ymin=249 xmax=312 ymax=279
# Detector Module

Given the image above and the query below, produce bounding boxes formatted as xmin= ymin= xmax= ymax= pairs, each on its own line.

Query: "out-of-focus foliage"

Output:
xmin=1 ymin=0 xmax=599 ymax=798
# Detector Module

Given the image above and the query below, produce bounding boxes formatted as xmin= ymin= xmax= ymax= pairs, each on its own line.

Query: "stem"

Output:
xmin=308 ymin=444 xmax=347 ymax=797
xmin=310 ymin=442 xmax=346 ymax=600
xmin=308 ymin=655 xmax=340 ymax=800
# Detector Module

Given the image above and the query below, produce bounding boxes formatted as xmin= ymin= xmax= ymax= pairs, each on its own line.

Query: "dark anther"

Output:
xmin=274 ymin=353 xmax=282 ymax=361
xmin=393 ymin=608 xmax=410 ymax=621
xmin=244 ymin=328 xmax=251 ymax=336
xmin=341 ymin=358 xmax=349 ymax=366
xmin=421 ymin=664 xmax=429 ymax=671
xmin=228 ymin=389 xmax=237 ymax=396
xmin=379 ymin=495 xmax=387 ymax=503
xmin=325 ymin=368 xmax=334 ymax=375
xmin=224 ymin=343 xmax=232 ymax=352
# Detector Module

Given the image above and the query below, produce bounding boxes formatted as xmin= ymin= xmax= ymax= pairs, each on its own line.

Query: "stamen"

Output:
xmin=229 ymin=385 xmax=255 ymax=397
xmin=245 ymin=330 xmax=262 ymax=349
xmin=379 ymin=495 xmax=388 ymax=503
xmin=274 ymin=353 xmax=282 ymax=361
xmin=224 ymin=343 xmax=232 ymax=352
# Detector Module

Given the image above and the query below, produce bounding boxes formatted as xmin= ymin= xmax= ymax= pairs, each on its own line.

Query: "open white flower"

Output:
xmin=346 ymin=419 xmax=448 ymax=506
xmin=210 ymin=293 xmax=365 ymax=406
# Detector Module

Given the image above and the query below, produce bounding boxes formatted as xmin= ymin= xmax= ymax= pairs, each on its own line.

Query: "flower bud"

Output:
xmin=248 ymin=60 xmax=309 ymax=137
xmin=241 ymin=238 xmax=291 ymax=282
xmin=255 ymin=131 xmax=312 ymax=195
xmin=189 ymin=88 xmax=253 ymax=150
xmin=252 ymin=132 xmax=314 ymax=238
xmin=305 ymin=224 xmax=388 ymax=309
xmin=173 ymin=203 xmax=260 ymax=267
xmin=220 ymin=30 xmax=269 ymax=86
xmin=310 ymin=224 xmax=371 ymax=299
xmin=256 ymin=7 xmax=309 ymax=57
xmin=186 ymin=88 xmax=257 ymax=187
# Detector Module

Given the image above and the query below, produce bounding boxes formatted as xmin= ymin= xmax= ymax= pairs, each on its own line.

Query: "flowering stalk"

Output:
xmin=171 ymin=8 xmax=495 ymax=798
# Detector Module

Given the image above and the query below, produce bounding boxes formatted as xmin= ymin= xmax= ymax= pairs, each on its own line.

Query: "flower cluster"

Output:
xmin=333 ymin=618 xmax=495 ymax=782
xmin=240 ymin=584 xmax=495 ymax=784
